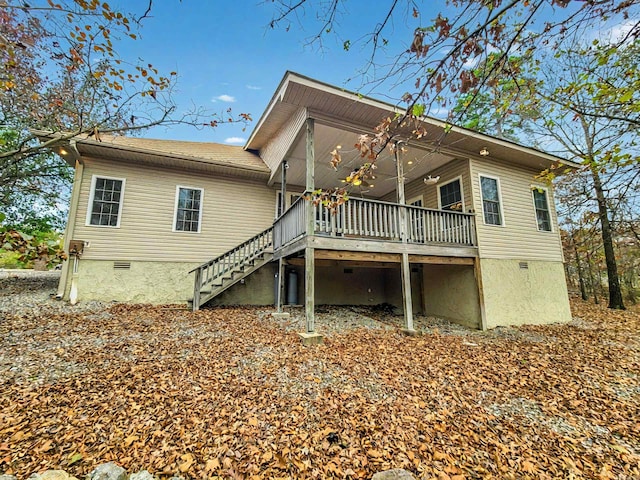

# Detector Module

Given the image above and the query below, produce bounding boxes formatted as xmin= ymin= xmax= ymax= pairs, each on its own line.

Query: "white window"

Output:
xmin=438 ymin=177 xmax=464 ymax=212
xmin=532 ymin=187 xmax=552 ymax=232
xmin=86 ymin=175 xmax=125 ymax=227
xmin=479 ymin=175 xmax=504 ymax=226
xmin=173 ymin=186 xmax=203 ymax=233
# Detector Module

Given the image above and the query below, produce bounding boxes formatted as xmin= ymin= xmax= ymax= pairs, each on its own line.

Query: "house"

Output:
xmin=52 ymin=71 xmax=577 ymax=336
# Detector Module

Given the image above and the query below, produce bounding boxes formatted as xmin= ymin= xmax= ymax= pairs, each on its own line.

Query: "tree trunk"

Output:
xmin=585 ymin=249 xmax=599 ymax=305
xmin=590 ymin=166 xmax=626 ymax=310
xmin=572 ymin=237 xmax=588 ymax=301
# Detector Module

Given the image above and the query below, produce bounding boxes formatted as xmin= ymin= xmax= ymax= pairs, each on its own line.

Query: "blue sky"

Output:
xmin=112 ymin=0 xmax=442 ymax=145
xmin=110 ymin=1 xmax=633 ymax=146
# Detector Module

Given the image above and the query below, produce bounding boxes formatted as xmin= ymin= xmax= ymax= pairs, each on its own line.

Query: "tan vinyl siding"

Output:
xmin=470 ymin=157 xmax=563 ymax=261
xmin=382 ymin=159 xmax=472 ymax=211
xmin=260 ymin=107 xmax=307 ymax=172
xmin=73 ymin=157 xmax=276 ymax=262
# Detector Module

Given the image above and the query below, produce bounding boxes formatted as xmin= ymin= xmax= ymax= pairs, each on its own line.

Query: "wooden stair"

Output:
xmin=189 ymin=226 xmax=274 ymax=311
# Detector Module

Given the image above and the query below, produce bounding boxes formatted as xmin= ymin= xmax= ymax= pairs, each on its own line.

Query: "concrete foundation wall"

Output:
xmin=423 ymin=264 xmax=482 ymax=328
xmin=480 ymin=258 xmax=571 ymax=328
xmin=209 ymin=263 xmax=277 ymax=306
xmin=70 ymin=259 xmax=198 ymax=304
xmin=287 ymin=265 xmax=392 ymax=306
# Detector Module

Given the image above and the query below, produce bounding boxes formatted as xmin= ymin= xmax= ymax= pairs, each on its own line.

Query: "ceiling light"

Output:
xmin=480 ymin=147 xmax=489 ymax=156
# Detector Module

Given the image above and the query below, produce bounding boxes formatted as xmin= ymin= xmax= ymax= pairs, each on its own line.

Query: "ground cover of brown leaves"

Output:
xmin=1 ymin=284 xmax=639 ymax=479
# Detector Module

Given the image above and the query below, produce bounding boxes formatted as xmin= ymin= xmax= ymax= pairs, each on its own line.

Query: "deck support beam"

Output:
xmin=301 ymin=116 xmax=322 ymax=344
xmin=275 ymin=258 xmax=285 ymax=312
xmin=395 ymin=142 xmax=415 ymax=334
xmin=275 ymin=159 xmax=288 ymax=313
xmin=401 ymin=252 xmax=414 ymax=332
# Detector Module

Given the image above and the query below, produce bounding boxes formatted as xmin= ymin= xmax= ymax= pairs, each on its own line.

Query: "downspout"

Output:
xmin=56 ymin=140 xmax=83 ymax=299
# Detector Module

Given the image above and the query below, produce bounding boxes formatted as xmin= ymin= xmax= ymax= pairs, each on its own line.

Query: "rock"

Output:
xmin=129 ymin=471 xmax=156 ymax=480
xmin=28 ymin=471 xmax=78 ymax=480
xmin=0 ymin=475 xmax=18 ymax=480
xmin=86 ymin=463 xmax=126 ymax=480
xmin=371 ymin=469 xmax=416 ymax=480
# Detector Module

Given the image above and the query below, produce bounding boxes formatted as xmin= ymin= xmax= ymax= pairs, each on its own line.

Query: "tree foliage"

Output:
xmin=268 ymin=0 xmax=638 ymax=179
xmin=1 ymin=1 xmax=251 ymax=224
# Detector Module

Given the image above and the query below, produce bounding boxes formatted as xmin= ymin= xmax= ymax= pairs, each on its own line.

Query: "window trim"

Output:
xmin=531 ymin=185 xmax=553 ymax=232
xmin=85 ymin=175 xmax=126 ymax=228
xmin=478 ymin=173 xmax=505 ymax=227
xmin=172 ymin=185 xmax=204 ymax=233
xmin=406 ymin=194 xmax=424 ymax=207
xmin=437 ymin=175 xmax=465 ymax=212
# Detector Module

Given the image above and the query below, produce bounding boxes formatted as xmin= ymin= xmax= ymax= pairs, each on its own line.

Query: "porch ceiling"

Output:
xmin=281 ymin=123 xmax=456 ymax=199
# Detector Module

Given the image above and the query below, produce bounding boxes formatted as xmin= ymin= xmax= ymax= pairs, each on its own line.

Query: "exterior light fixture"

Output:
xmin=424 ymin=175 xmax=440 ymax=185
xmin=407 ymin=160 xmax=413 ymax=165
xmin=59 ymin=148 xmax=68 ymax=155
xmin=480 ymin=147 xmax=489 ymax=156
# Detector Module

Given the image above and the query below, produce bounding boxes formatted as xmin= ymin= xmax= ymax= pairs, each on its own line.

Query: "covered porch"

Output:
xmin=271 ymin=117 xmax=482 ymax=341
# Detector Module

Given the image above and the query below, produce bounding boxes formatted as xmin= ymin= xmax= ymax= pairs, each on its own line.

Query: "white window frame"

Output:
xmin=478 ymin=173 xmax=505 ymax=227
xmin=406 ymin=194 xmax=424 ymax=207
xmin=85 ymin=175 xmax=126 ymax=228
xmin=173 ymin=185 xmax=204 ymax=233
xmin=437 ymin=175 xmax=465 ymax=212
xmin=531 ymin=186 xmax=553 ymax=232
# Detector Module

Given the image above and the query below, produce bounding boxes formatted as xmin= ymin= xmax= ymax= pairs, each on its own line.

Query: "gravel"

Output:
xmin=0 ymin=269 xmax=109 ymax=315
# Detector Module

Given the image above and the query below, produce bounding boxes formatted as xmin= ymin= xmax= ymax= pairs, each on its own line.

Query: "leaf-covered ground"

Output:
xmin=0 ymin=287 xmax=639 ymax=479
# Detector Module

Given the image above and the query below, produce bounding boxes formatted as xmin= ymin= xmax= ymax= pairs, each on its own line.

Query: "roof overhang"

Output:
xmin=245 ymin=71 xmax=580 ymax=172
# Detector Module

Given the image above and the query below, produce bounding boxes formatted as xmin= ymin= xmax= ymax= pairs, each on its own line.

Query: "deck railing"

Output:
xmin=273 ymin=196 xmax=476 ymax=249
xmin=273 ymin=195 xmax=306 ymax=249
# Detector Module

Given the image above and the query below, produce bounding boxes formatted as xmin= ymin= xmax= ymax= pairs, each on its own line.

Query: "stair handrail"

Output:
xmin=190 ymin=225 xmax=274 ymax=311
xmin=189 ymin=225 xmax=274 ymax=274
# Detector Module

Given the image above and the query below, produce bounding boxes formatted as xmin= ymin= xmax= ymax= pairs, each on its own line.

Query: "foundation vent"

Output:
xmin=519 ymin=262 xmax=529 ymax=270
xmin=114 ymin=261 xmax=131 ymax=270
xmin=344 ymin=268 xmax=353 ymax=274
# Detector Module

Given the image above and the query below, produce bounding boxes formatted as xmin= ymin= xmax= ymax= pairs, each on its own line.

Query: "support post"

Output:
xmin=395 ymin=143 xmax=415 ymax=334
xmin=276 ymin=258 xmax=284 ymax=312
xmin=305 ymin=246 xmax=315 ymax=333
xmin=192 ymin=268 xmax=201 ymax=312
xmin=280 ymin=160 xmax=287 ymax=216
xmin=401 ymin=252 xmax=415 ymax=333
xmin=272 ymin=160 xmax=291 ymax=320
xmin=305 ymin=119 xmax=315 ymax=236
xmin=299 ymin=117 xmax=322 ymax=345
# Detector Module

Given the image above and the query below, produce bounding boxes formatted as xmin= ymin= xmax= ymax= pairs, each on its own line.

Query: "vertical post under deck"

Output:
xmin=276 ymin=258 xmax=285 ymax=312
xmin=275 ymin=159 xmax=288 ymax=313
xmin=299 ymin=117 xmax=322 ymax=345
xmin=395 ymin=143 xmax=415 ymax=334
xmin=305 ymin=246 xmax=315 ymax=333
